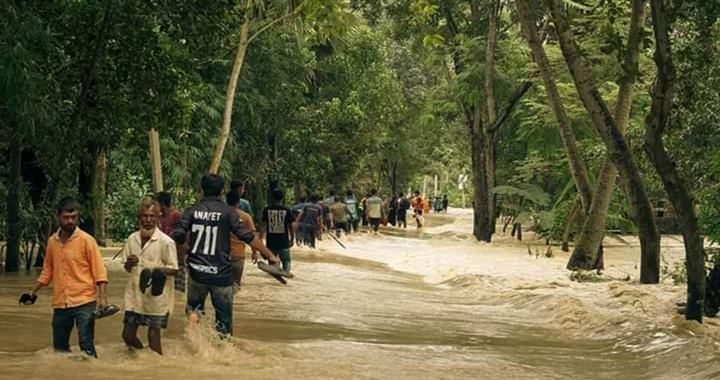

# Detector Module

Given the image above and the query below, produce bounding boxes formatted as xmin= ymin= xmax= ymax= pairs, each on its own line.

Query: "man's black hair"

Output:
xmin=201 ymin=173 xmax=224 ymax=197
xmin=270 ymin=188 xmax=284 ymax=203
xmin=399 ymin=192 xmax=404 ymax=197
xmin=370 ymin=189 xmax=378 ymax=196
xmin=310 ymin=193 xmax=320 ymax=202
xmin=156 ymin=191 xmax=172 ymax=207
xmin=56 ymin=197 xmax=81 ymax=214
xmin=230 ymin=179 xmax=244 ymax=190
xmin=413 ymin=190 xmax=420 ymax=195
xmin=346 ymin=189 xmax=353 ymax=196
xmin=226 ymin=190 xmax=240 ymax=207
xmin=329 ymin=189 xmax=336 ymax=196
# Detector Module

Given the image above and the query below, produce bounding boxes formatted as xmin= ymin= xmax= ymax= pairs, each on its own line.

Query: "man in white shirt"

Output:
xmin=122 ymin=198 xmax=179 ymax=355
xmin=365 ymin=189 xmax=384 ymax=233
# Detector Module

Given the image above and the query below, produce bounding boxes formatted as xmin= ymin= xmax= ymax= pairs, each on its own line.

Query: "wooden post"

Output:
xmin=149 ymin=128 xmax=163 ymax=192
xmin=434 ymin=174 xmax=438 ymax=197
xmin=422 ymin=176 xmax=427 ymax=199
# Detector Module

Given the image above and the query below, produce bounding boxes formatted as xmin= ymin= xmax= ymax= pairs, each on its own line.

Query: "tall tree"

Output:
xmin=644 ymin=0 xmax=705 ymax=321
xmin=566 ymin=0 xmax=647 ymax=271
xmin=545 ymin=0 xmax=661 ymax=283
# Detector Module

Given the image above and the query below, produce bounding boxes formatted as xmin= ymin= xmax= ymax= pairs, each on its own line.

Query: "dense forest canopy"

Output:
xmin=1 ymin=1 xmax=719 ymax=320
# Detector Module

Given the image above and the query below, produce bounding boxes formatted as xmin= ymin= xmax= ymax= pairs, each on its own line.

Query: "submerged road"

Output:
xmin=0 ymin=213 xmax=718 ymax=379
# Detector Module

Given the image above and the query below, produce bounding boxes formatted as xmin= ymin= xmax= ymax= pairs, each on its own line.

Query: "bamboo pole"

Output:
xmin=149 ymin=128 xmax=163 ymax=192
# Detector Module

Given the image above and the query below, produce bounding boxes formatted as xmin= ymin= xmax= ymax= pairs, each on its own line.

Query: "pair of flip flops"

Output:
xmin=257 ymin=262 xmax=292 ymax=284
xmin=93 ymin=304 xmax=120 ymax=319
xmin=139 ymin=268 xmax=167 ymax=296
xmin=19 ymin=292 xmax=118 ymax=319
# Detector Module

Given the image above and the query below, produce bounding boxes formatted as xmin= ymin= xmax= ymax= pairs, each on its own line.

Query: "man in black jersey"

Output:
xmin=259 ymin=188 xmax=295 ymax=275
xmin=172 ymin=174 xmax=279 ymax=336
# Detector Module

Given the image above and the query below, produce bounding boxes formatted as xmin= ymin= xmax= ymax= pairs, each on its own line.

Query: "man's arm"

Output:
xmin=96 ymin=282 xmax=108 ymax=308
xmin=33 ymin=243 xmax=54 ymax=294
xmin=87 ymin=238 xmax=109 ymax=308
xmin=248 ymin=237 xmax=280 ymax=265
xmin=288 ymin=223 xmax=295 ymax=247
xmin=123 ymin=240 xmax=137 ymax=273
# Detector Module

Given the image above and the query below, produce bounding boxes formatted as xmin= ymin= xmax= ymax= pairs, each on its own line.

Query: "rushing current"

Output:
xmin=1 ymin=209 xmax=719 ymax=380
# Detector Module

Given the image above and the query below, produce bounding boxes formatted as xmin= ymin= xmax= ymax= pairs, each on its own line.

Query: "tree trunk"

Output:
xmin=546 ymin=0 xmax=661 ymax=283
xmin=484 ymin=0 xmax=499 ymax=235
xmin=567 ymin=0 xmax=647 ymax=271
xmin=209 ymin=18 xmax=251 ymax=174
xmin=561 ymin=196 xmax=582 ymax=252
xmin=644 ymin=0 xmax=704 ymax=322
xmin=5 ymin=128 xmax=22 ymax=272
xmin=78 ymin=153 xmax=96 ymax=237
xmin=471 ymin=105 xmax=492 ymax=242
xmin=93 ymin=149 xmax=107 ymax=246
xmin=516 ymin=0 xmax=593 ymax=212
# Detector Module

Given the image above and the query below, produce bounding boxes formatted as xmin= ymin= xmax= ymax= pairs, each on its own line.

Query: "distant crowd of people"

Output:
xmin=291 ymin=189 xmax=450 ymax=246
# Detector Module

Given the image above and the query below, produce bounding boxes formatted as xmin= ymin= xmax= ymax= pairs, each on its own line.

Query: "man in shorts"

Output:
xmin=122 ymin=198 xmax=178 ymax=355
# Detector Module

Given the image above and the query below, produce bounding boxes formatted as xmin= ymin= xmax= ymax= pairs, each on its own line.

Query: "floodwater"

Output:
xmin=1 ymin=210 xmax=720 ymax=380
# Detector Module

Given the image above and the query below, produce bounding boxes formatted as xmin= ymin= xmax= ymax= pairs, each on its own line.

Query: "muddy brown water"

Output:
xmin=1 ymin=217 xmax=719 ymax=379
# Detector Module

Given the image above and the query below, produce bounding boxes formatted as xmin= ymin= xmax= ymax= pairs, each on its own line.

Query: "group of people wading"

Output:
xmin=18 ymin=173 xmax=445 ymax=358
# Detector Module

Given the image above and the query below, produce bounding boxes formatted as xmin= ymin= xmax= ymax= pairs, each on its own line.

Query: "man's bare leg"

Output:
xmin=122 ymin=323 xmax=143 ymax=349
xmin=148 ymin=328 xmax=162 ymax=355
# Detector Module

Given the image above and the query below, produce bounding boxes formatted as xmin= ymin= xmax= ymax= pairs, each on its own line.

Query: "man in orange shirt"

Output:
xmin=23 ymin=197 xmax=108 ymax=358
xmin=226 ymin=190 xmax=256 ymax=290
xmin=411 ymin=190 xmax=426 ymax=228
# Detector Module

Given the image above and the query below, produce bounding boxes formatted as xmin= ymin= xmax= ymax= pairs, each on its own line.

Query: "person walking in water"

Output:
xmin=172 ymin=174 xmax=279 ymax=337
xmin=226 ymin=191 xmax=257 ymax=290
xmin=387 ymin=193 xmax=398 ymax=227
xmin=260 ymin=188 xmax=295 ymax=275
xmin=122 ymin=198 xmax=178 ymax=355
xmin=295 ymin=193 xmax=323 ymax=248
xmin=230 ymin=180 xmax=253 ymax=217
xmin=344 ymin=190 xmax=360 ymax=234
xmin=411 ymin=190 xmax=426 ymax=228
xmin=366 ymin=189 xmax=384 ymax=233
xmin=329 ymin=195 xmax=350 ymax=237
xmin=156 ymin=191 xmax=187 ymax=293
xmin=397 ymin=192 xmax=410 ymax=228
xmin=21 ymin=197 xmax=108 ymax=358
xmin=291 ymin=196 xmax=307 ymax=246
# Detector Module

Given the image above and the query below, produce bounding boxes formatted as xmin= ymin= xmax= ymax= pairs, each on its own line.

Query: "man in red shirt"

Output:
xmin=157 ymin=192 xmax=181 ymax=236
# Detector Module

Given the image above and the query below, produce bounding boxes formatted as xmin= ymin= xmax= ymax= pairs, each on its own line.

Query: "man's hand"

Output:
xmin=251 ymin=252 xmax=260 ymax=264
xmin=124 ymin=254 xmax=139 ymax=272
xmin=268 ymin=254 xmax=281 ymax=266
xmin=288 ymin=239 xmax=295 ymax=248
